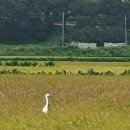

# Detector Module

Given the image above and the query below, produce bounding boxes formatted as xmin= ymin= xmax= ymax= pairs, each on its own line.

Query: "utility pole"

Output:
xmin=122 ymin=0 xmax=128 ymax=46
xmin=125 ymin=14 xmax=128 ymax=46
xmin=62 ymin=12 xmax=65 ymax=46
xmin=53 ymin=12 xmax=76 ymax=46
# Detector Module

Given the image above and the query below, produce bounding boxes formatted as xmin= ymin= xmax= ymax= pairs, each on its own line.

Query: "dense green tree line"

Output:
xmin=0 ymin=0 xmax=129 ymax=44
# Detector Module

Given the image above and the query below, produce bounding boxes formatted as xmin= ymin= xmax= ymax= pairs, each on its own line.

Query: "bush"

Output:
xmin=87 ymin=68 xmax=100 ymax=75
xmin=55 ymin=70 xmax=69 ymax=75
xmin=77 ymin=70 xmax=86 ymax=75
xmin=19 ymin=61 xmax=38 ymax=66
xmin=12 ymin=69 xmax=24 ymax=74
xmin=55 ymin=70 xmax=62 ymax=75
xmin=77 ymin=69 xmax=115 ymax=76
xmin=103 ymin=71 xmax=115 ymax=75
xmin=45 ymin=61 xmax=55 ymax=66
xmin=0 ymin=69 xmax=26 ymax=74
xmin=0 ymin=61 xmax=3 ymax=66
xmin=4 ymin=61 xmax=19 ymax=66
xmin=4 ymin=61 xmax=38 ymax=66
xmin=120 ymin=70 xmax=130 ymax=75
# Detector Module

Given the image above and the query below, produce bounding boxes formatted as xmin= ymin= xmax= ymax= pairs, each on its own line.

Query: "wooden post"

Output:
xmin=62 ymin=12 xmax=65 ymax=46
xmin=125 ymin=14 xmax=127 ymax=46
xmin=53 ymin=12 xmax=76 ymax=46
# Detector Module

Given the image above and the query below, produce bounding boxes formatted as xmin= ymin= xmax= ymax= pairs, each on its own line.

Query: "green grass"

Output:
xmin=0 ymin=56 xmax=130 ymax=62
xmin=0 ymin=44 xmax=130 ymax=57
xmin=0 ymin=75 xmax=130 ymax=130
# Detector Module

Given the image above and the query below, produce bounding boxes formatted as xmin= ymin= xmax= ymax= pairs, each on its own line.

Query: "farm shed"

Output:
xmin=104 ymin=42 xmax=125 ymax=47
xmin=71 ymin=42 xmax=97 ymax=49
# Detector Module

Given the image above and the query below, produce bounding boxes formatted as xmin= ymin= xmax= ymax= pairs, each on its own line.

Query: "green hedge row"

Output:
xmin=0 ymin=61 xmax=55 ymax=67
xmin=0 ymin=69 xmax=130 ymax=76
xmin=0 ymin=61 xmax=38 ymax=66
xmin=0 ymin=57 xmax=130 ymax=62
xmin=0 ymin=45 xmax=130 ymax=57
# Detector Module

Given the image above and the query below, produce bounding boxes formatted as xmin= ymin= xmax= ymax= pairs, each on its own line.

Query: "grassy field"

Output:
xmin=0 ymin=44 xmax=130 ymax=57
xmin=0 ymin=75 xmax=130 ymax=130
xmin=0 ymin=61 xmax=130 ymax=75
xmin=0 ymin=39 xmax=130 ymax=130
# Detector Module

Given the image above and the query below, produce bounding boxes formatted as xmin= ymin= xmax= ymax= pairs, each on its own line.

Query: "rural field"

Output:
xmin=0 ymin=61 xmax=130 ymax=130
xmin=0 ymin=75 xmax=130 ymax=130
xmin=0 ymin=0 xmax=130 ymax=129
xmin=0 ymin=61 xmax=130 ymax=75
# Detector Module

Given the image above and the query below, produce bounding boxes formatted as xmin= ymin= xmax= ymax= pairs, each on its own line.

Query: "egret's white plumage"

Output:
xmin=42 ymin=93 xmax=50 ymax=113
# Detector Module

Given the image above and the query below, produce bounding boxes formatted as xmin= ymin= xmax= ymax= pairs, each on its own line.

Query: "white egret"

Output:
xmin=42 ymin=93 xmax=51 ymax=113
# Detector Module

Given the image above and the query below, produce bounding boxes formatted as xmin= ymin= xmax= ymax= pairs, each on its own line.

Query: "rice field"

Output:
xmin=0 ymin=62 xmax=130 ymax=130
xmin=0 ymin=61 xmax=130 ymax=74
xmin=0 ymin=75 xmax=130 ymax=130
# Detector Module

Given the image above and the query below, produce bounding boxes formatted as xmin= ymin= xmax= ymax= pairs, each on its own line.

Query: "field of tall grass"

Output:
xmin=0 ymin=75 xmax=130 ymax=130
xmin=0 ymin=61 xmax=129 ymax=75
xmin=0 ymin=45 xmax=130 ymax=57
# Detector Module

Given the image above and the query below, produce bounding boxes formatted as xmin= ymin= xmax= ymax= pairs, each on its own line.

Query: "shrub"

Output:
xmin=45 ymin=61 xmax=55 ymax=66
xmin=4 ymin=61 xmax=38 ymax=66
xmin=0 ymin=69 xmax=25 ymax=74
xmin=55 ymin=70 xmax=62 ymax=75
xmin=19 ymin=61 xmax=36 ymax=66
xmin=120 ymin=70 xmax=130 ymax=75
xmin=103 ymin=71 xmax=115 ymax=75
xmin=55 ymin=70 xmax=69 ymax=75
xmin=4 ymin=61 xmax=19 ymax=66
xmin=86 ymin=68 xmax=100 ymax=75
xmin=0 ymin=70 xmax=9 ymax=74
xmin=12 ymin=69 xmax=24 ymax=74
xmin=62 ymin=70 xmax=68 ymax=75
xmin=0 ymin=61 xmax=3 ymax=66
xmin=48 ymin=72 xmax=53 ymax=75
xmin=19 ymin=61 xmax=38 ymax=66
xmin=77 ymin=70 xmax=86 ymax=75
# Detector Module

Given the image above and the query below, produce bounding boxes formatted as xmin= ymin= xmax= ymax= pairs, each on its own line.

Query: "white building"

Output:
xmin=70 ymin=42 xmax=97 ymax=49
xmin=104 ymin=42 xmax=125 ymax=47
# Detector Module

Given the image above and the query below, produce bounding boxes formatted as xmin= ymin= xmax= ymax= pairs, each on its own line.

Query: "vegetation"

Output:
xmin=0 ymin=69 xmax=25 ymax=74
xmin=0 ymin=0 xmax=129 ymax=44
xmin=1 ymin=57 xmax=130 ymax=62
xmin=44 ymin=61 xmax=55 ymax=67
xmin=0 ymin=61 xmax=129 ymax=75
xmin=0 ymin=45 xmax=130 ymax=57
xmin=0 ymin=61 xmax=129 ymax=129
xmin=3 ymin=61 xmax=38 ymax=67
xmin=121 ymin=69 xmax=130 ymax=75
xmin=1 ymin=68 xmax=130 ymax=75
xmin=0 ymin=75 xmax=130 ymax=130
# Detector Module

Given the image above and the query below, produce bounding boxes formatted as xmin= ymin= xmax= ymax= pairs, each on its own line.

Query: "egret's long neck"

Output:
xmin=45 ymin=95 xmax=49 ymax=106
